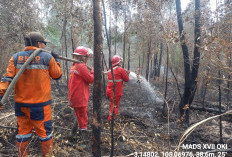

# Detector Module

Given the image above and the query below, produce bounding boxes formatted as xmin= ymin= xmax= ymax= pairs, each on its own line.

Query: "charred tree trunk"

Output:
xmin=218 ymin=70 xmax=223 ymax=143
xmin=163 ymin=45 xmax=169 ymax=114
xmin=202 ymin=69 xmax=210 ymax=108
xmin=109 ymin=5 xmax=112 ymax=48
xmin=70 ymin=0 xmax=76 ymax=52
xmin=157 ymin=43 xmax=163 ymax=77
xmin=176 ymin=0 xmax=191 ymax=124
xmin=189 ymin=0 xmax=201 ymax=105
xmin=122 ymin=8 xmax=127 ymax=68
xmin=64 ymin=21 xmax=69 ymax=85
xmin=92 ymin=0 xmax=103 ymax=156
xmin=102 ymin=55 xmax=106 ymax=95
xmin=102 ymin=1 xmax=116 ymax=156
xmin=227 ymin=57 xmax=231 ymax=110
xmin=227 ymin=25 xmax=232 ymax=110
xmin=60 ymin=2 xmax=69 ymax=86
xmin=153 ymin=52 xmax=157 ymax=78
xmin=150 ymin=59 xmax=153 ymax=79
xmin=128 ymin=43 xmax=131 ymax=70
xmin=141 ymin=51 xmax=145 ymax=76
xmin=176 ymin=0 xmax=201 ymax=124
xmin=114 ymin=12 xmax=118 ymax=55
xmin=146 ymin=38 xmax=152 ymax=80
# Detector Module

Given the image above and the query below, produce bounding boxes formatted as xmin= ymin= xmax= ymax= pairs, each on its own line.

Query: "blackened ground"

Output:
xmin=0 ymin=80 xmax=231 ymax=157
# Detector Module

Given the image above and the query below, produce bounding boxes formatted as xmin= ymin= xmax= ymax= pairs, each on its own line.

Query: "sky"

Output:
xmin=181 ymin=0 xmax=223 ymax=11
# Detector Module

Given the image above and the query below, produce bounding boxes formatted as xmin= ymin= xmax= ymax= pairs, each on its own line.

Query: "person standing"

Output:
xmin=0 ymin=32 xmax=62 ymax=157
xmin=68 ymin=46 xmax=94 ymax=131
xmin=106 ymin=55 xmax=130 ymax=121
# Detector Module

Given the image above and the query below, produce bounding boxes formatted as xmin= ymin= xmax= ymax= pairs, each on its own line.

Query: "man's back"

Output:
xmin=10 ymin=48 xmax=62 ymax=104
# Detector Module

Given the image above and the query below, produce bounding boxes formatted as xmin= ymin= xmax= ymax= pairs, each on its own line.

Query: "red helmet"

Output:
xmin=112 ymin=55 xmax=123 ymax=67
xmin=72 ymin=46 xmax=93 ymax=57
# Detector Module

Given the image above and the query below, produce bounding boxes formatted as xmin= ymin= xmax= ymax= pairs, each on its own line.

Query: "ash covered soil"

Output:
xmin=0 ymin=80 xmax=231 ymax=157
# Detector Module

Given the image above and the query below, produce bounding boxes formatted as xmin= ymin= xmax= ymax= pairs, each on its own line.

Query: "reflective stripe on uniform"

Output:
xmin=15 ymin=100 xmax=52 ymax=108
xmin=70 ymin=69 xmax=79 ymax=75
xmin=39 ymin=133 xmax=53 ymax=141
xmin=1 ymin=76 xmax=13 ymax=82
xmin=16 ymin=133 xmax=32 ymax=142
xmin=108 ymin=79 xmax=123 ymax=82
xmin=16 ymin=64 xmax=49 ymax=70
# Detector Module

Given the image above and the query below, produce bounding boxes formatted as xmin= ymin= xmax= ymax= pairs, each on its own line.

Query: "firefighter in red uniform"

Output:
xmin=0 ymin=32 xmax=62 ymax=157
xmin=106 ymin=55 xmax=130 ymax=121
xmin=68 ymin=46 xmax=94 ymax=131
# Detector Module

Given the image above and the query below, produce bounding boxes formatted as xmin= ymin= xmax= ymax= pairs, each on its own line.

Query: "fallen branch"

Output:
xmin=0 ymin=125 xmax=17 ymax=129
xmin=177 ymin=110 xmax=232 ymax=151
xmin=207 ymin=149 xmax=232 ymax=153
xmin=189 ymin=106 xmax=226 ymax=114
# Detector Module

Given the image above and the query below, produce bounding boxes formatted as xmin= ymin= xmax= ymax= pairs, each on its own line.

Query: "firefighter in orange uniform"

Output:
xmin=68 ymin=46 xmax=94 ymax=131
xmin=106 ymin=55 xmax=130 ymax=121
xmin=0 ymin=32 xmax=62 ymax=157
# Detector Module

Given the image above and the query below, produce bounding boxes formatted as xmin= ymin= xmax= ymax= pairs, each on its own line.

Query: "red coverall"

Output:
xmin=68 ymin=63 xmax=94 ymax=129
xmin=106 ymin=67 xmax=129 ymax=121
xmin=0 ymin=46 xmax=62 ymax=156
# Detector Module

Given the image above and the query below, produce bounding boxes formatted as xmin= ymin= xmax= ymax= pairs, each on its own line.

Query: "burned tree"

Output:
xmin=92 ymin=0 xmax=103 ymax=156
xmin=175 ymin=0 xmax=201 ymax=124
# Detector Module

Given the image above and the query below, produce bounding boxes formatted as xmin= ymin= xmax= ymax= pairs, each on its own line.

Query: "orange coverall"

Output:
xmin=0 ymin=46 xmax=62 ymax=156
xmin=68 ymin=63 xmax=94 ymax=129
xmin=106 ymin=66 xmax=129 ymax=121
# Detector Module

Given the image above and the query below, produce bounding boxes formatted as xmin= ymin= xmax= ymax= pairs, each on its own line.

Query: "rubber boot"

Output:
xmin=17 ymin=141 xmax=29 ymax=157
xmin=41 ymin=138 xmax=53 ymax=157
xmin=70 ymin=119 xmax=78 ymax=137
xmin=108 ymin=113 xmax=116 ymax=121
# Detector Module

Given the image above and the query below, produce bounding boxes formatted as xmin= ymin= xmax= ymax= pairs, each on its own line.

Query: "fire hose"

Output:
xmin=0 ymin=48 xmax=92 ymax=106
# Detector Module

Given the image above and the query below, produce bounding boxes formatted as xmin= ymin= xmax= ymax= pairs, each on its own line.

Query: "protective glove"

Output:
xmin=51 ymin=51 xmax=60 ymax=61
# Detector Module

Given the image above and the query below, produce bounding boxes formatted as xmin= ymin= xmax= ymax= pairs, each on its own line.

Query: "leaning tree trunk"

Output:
xmin=92 ymin=0 xmax=103 ymax=156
